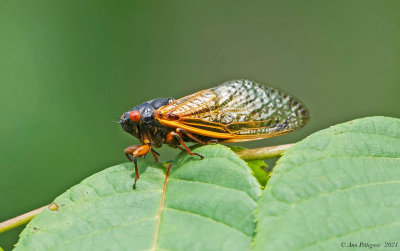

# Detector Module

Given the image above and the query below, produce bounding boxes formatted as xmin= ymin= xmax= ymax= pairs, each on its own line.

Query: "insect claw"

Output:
xmin=195 ymin=153 xmax=204 ymax=159
xmin=125 ymin=153 xmax=133 ymax=162
xmin=132 ymin=178 xmax=137 ymax=190
xmin=151 ymin=149 xmax=160 ymax=156
xmin=207 ymin=139 xmax=219 ymax=144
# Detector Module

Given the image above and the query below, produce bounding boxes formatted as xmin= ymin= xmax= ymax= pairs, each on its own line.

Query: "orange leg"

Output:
xmin=166 ymin=131 xmax=204 ymax=159
xmin=151 ymin=149 xmax=160 ymax=162
xmin=124 ymin=144 xmax=151 ymax=189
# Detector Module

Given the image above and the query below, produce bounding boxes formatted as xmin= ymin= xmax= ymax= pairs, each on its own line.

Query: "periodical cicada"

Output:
xmin=119 ymin=79 xmax=309 ymax=188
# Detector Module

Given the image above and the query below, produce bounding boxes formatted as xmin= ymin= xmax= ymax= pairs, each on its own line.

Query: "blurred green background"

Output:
xmin=1 ymin=0 xmax=399 ymax=249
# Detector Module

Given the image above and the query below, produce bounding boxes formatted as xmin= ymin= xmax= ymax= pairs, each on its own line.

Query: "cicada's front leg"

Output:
xmin=124 ymin=144 xmax=151 ymax=189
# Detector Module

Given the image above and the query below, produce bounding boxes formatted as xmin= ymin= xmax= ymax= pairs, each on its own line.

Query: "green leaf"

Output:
xmin=15 ymin=145 xmax=261 ymax=251
xmin=229 ymin=146 xmax=269 ymax=187
xmin=254 ymin=116 xmax=400 ymax=250
xmin=246 ymin=160 xmax=269 ymax=188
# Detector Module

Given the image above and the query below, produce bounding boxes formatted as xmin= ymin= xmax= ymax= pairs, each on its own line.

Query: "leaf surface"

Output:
xmin=229 ymin=146 xmax=269 ymax=187
xmin=15 ymin=145 xmax=261 ymax=251
xmin=254 ymin=116 xmax=400 ymax=250
xmin=246 ymin=160 xmax=269 ymax=188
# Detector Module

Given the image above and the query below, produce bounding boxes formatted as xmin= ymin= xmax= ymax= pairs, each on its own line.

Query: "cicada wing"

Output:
xmin=156 ymin=79 xmax=309 ymax=141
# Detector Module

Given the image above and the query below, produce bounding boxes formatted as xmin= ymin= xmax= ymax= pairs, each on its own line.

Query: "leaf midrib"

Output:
xmin=151 ymin=164 xmax=171 ymax=251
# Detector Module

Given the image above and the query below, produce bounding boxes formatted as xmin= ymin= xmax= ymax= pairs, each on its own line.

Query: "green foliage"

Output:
xmin=229 ymin=146 xmax=269 ymax=187
xmin=254 ymin=116 xmax=400 ymax=250
xmin=14 ymin=145 xmax=261 ymax=251
xmin=13 ymin=117 xmax=400 ymax=250
xmin=246 ymin=160 xmax=269 ymax=188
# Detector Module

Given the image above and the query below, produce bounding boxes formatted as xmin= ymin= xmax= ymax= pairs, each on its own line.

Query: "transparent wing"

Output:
xmin=156 ymin=79 xmax=309 ymax=142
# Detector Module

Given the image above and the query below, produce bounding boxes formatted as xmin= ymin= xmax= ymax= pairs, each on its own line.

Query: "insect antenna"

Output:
xmin=100 ymin=120 xmax=120 ymax=124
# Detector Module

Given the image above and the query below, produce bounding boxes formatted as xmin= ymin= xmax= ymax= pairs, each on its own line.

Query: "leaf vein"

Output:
xmin=47 ymin=217 xmax=157 ymax=250
xmin=168 ymin=177 xmax=257 ymax=203
xmin=297 ymin=221 xmax=400 ymax=250
xmin=164 ymin=207 xmax=251 ymax=237
xmin=276 ymin=155 xmax=400 ymax=177
xmin=270 ymin=180 xmax=400 ymax=220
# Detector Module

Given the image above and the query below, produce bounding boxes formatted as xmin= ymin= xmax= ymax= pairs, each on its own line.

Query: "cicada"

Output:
xmin=120 ymin=79 xmax=309 ymax=188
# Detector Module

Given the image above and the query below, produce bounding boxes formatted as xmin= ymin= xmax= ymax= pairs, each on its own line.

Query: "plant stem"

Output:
xmin=0 ymin=203 xmax=58 ymax=234
xmin=236 ymin=143 xmax=294 ymax=161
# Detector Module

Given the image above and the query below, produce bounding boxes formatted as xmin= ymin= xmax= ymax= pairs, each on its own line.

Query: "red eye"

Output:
xmin=129 ymin=111 xmax=141 ymax=122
